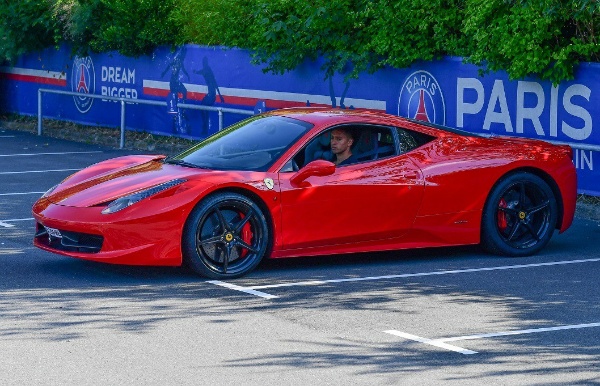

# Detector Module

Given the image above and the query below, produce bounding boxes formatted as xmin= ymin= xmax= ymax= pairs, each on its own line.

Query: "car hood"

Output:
xmin=46 ymin=155 xmax=210 ymax=208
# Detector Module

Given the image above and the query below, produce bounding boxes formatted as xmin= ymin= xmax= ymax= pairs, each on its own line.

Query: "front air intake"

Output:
xmin=35 ymin=223 xmax=103 ymax=253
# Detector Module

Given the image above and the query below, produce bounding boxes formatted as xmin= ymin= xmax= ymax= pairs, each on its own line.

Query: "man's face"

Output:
xmin=330 ymin=129 xmax=353 ymax=155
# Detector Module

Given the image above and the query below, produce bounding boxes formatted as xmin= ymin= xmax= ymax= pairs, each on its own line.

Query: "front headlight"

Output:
xmin=101 ymin=178 xmax=186 ymax=214
xmin=41 ymin=184 xmax=59 ymax=198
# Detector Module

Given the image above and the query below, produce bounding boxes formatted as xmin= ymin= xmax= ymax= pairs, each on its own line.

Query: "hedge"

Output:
xmin=1 ymin=0 xmax=599 ymax=84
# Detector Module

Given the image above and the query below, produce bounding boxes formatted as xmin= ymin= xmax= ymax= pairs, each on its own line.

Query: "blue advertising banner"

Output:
xmin=0 ymin=44 xmax=598 ymax=195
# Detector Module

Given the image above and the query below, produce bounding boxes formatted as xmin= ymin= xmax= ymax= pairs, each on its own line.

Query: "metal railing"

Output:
xmin=38 ymin=88 xmax=254 ymax=148
xmin=36 ymin=88 xmax=600 ymax=153
xmin=545 ymin=139 xmax=600 ymax=153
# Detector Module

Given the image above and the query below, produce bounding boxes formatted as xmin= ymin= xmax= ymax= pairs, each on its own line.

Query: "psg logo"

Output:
xmin=71 ymin=56 xmax=95 ymax=113
xmin=398 ymin=70 xmax=446 ymax=125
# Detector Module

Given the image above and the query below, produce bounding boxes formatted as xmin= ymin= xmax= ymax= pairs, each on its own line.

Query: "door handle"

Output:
xmin=404 ymin=171 xmax=420 ymax=180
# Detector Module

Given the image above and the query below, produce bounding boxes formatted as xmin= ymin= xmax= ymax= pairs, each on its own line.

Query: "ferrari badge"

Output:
xmin=264 ymin=178 xmax=274 ymax=190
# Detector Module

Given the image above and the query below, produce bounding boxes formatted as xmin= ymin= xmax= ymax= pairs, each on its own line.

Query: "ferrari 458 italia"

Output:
xmin=33 ymin=108 xmax=577 ymax=278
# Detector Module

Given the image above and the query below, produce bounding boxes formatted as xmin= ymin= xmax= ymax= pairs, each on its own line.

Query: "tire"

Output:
xmin=182 ymin=192 xmax=270 ymax=279
xmin=481 ymin=172 xmax=557 ymax=257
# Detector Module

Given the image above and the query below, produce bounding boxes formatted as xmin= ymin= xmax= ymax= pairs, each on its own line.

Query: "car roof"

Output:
xmin=268 ymin=107 xmax=395 ymax=124
xmin=268 ymin=107 xmax=484 ymax=138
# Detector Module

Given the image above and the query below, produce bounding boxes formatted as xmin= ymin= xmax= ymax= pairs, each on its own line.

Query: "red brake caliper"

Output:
xmin=497 ymin=198 xmax=508 ymax=230
xmin=239 ymin=213 xmax=252 ymax=258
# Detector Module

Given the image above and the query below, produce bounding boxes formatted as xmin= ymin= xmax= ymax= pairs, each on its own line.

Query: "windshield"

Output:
xmin=169 ymin=115 xmax=313 ymax=171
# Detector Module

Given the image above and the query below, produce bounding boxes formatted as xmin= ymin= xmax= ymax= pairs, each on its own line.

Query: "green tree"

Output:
xmin=1 ymin=0 xmax=599 ymax=84
xmin=367 ymin=0 xmax=469 ymax=69
xmin=169 ymin=0 xmax=256 ymax=47
xmin=244 ymin=0 xmax=377 ymax=80
xmin=463 ymin=0 xmax=600 ymax=84
xmin=68 ymin=0 xmax=180 ymax=57
xmin=0 ymin=0 xmax=65 ymax=63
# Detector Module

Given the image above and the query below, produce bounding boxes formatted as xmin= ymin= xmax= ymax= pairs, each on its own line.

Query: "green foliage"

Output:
xmin=463 ymin=0 xmax=600 ymax=84
xmin=169 ymin=0 xmax=256 ymax=47
xmin=241 ymin=0 xmax=470 ymax=79
xmin=0 ymin=0 xmax=65 ymax=63
xmin=68 ymin=0 xmax=180 ymax=57
xmin=241 ymin=0 xmax=378 ymax=79
xmin=367 ymin=0 xmax=470 ymax=69
xmin=1 ymin=0 xmax=600 ymax=83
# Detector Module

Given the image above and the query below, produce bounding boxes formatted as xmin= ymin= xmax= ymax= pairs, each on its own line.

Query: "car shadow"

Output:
xmin=1 ymin=219 xmax=598 ymax=380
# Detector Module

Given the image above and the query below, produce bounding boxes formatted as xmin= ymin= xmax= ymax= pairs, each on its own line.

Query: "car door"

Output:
xmin=277 ymin=126 xmax=425 ymax=251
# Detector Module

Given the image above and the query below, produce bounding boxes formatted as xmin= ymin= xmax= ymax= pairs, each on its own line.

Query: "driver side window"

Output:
xmin=281 ymin=125 xmax=398 ymax=172
xmin=280 ymin=131 xmax=331 ymax=172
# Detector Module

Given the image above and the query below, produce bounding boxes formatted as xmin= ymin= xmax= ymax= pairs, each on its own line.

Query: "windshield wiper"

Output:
xmin=163 ymin=158 xmax=203 ymax=169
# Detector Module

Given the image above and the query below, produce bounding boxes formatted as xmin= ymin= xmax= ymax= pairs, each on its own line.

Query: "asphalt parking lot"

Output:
xmin=1 ymin=127 xmax=600 ymax=385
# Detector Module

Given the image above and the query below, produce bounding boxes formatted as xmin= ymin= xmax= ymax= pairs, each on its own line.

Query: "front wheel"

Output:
xmin=481 ymin=172 xmax=557 ymax=257
xmin=182 ymin=192 xmax=270 ymax=279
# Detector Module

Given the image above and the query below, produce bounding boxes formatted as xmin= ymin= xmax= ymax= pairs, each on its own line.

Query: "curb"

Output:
xmin=575 ymin=202 xmax=600 ymax=222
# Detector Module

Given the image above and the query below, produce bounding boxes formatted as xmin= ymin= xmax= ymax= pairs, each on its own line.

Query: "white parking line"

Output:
xmin=0 ymin=218 xmax=34 ymax=228
xmin=247 ymin=257 xmax=600 ymax=290
xmin=0 ymin=192 xmax=45 ymax=196
xmin=208 ymin=258 xmax=600 ymax=298
xmin=385 ymin=322 xmax=600 ymax=355
xmin=438 ymin=322 xmax=600 ymax=342
xmin=0 ymin=168 xmax=80 ymax=175
xmin=0 ymin=135 xmax=15 ymax=138
xmin=208 ymin=280 xmax=279 ymax=299
xmin=0 ymin=151 xmax=103 ymax=157
xmin=384 ymin=330 xmax=477 ymax=355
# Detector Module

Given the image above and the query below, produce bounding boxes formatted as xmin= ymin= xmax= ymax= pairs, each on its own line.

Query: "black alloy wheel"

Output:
xmin=183 ymin=192 xmax=270 ymax=279
xmin=481 ymin=172 xmax=558 ymax=257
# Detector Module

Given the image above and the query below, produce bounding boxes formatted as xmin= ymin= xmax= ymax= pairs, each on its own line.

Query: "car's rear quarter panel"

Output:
xmin=406 ymin=135 xmax=576 ymax=245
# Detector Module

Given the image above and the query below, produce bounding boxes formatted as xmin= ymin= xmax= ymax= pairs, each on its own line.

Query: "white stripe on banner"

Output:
xmin=0 ymin=66 xmax=66 ymax=80
xmin=142 ymin=79 xmax=387 ymax=110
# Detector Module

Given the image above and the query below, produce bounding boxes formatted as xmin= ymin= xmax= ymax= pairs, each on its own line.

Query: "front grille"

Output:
xmin=35 ymin=222 xmax=103 ymax=253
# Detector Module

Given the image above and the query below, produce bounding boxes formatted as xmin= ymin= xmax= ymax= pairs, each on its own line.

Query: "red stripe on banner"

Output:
xmin=143 ymin=87 xmax=170 ymax=97
xmin=0 ymin=72 xmax=66 ymax=87
xmin=143 ymin=88 xmax=208 ymax=101
xmin=143 ymin=87 xmax=334 ymax=109
xmin=221 ymin=95 xmax=331 ymax=109
xmin=187 ymin=91 xmax=207 ymax=101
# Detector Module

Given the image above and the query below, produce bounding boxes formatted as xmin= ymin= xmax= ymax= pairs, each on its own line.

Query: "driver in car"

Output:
xmin=330 ymin=127 xmax=357 ymax=166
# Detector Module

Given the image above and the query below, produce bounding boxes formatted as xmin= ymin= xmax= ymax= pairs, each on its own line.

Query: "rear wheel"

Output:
xmin=182 ymin=192 xmax=269 ymax=279
xmin=481 ymin=172 xmax=557 ymax=256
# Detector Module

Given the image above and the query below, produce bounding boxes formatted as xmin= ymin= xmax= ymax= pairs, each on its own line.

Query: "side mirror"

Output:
xmin=290 ymin=160 xmax=335 ymax=187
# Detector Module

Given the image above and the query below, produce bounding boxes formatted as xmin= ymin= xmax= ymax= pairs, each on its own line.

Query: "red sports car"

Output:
xmin=33 ymin=108 xmax=577 ymax=279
